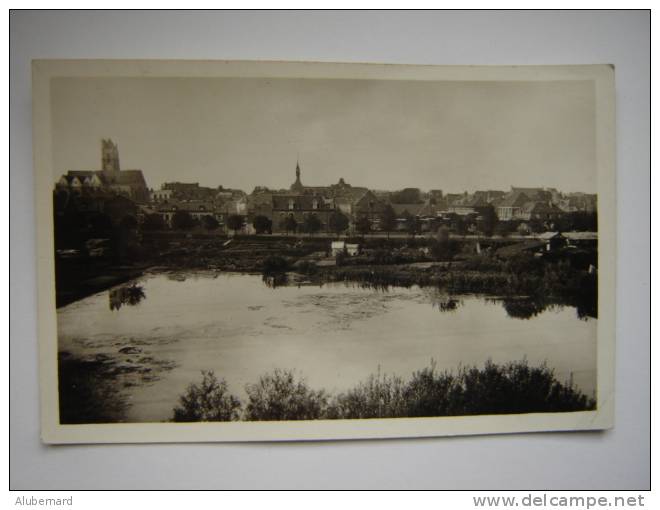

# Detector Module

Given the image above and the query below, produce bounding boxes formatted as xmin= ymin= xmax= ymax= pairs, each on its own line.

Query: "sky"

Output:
xmin=50 ymin=76 xmax=597 ymax=194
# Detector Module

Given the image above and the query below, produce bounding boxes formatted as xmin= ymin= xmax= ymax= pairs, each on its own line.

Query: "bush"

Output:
xmin=172 ymin=371 xmax=241 ymax=422
xmin=301 ymin=214 xmax=322 ymax=235
xmin=226 ymin=214 xmax=244 ymax=234
xmin=262 ymin=254 xmax=290 ymax=273
xmin=170 ymin=360 xmax=595 ymax=423
xmin=201 ymin=215 xmax=220 ymax=231
xmin=428 ymin=238 xmax=459 ymax=261
xmin=253 ymin=215 xmax=272 ymax=234
xmin=505 ymin=252 xmax=544 ymax=275
xmin=244 ymin=369 xmax=328 ymax=421
xmin=328 ymin=359 xmax=595 ymax=419
xmin=326 ymin=369 xmax=407 ymax=419
xmin=372 ymin=249 xmax=395 ymax=265
xmin=328 ymin=211 xmax=349 ymax=235
xmin=454 ymin=360 xmax=594 ymax=414
xmin=296 ymin=260 xmax=319 ymax=275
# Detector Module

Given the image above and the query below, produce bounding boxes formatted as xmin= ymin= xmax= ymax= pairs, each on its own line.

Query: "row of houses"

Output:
xmin=55 ymin=140 xmax=597 ymax=234
xmin=443 ymin=187 xmax=593 ymax=222
xmin=140 ymin=164 xmax=596 ymax=233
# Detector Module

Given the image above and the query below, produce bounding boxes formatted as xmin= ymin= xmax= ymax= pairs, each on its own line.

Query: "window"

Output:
xmin=289 ymin=199 xmax=295 ymax=210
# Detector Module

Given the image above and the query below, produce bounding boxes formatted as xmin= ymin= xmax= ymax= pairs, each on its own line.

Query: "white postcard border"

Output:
xmin=32 ymin=60 xmax=616 ymax=444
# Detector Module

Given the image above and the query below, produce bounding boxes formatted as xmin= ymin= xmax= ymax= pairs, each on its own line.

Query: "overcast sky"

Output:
xmin=50 ymin=76 xmax=596 ymax=194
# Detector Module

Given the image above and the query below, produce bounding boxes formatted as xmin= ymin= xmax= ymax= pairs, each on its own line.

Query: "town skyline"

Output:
xmin=56 ymin=142 xmax=597 ymax=198
xmin=50 ymin=76 xmax=597 ymax=194
xmin=145 ymin=165 xmax=596 ymax=197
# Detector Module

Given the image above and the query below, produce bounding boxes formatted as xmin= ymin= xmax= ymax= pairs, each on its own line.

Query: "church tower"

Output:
xmin=290 ymin=159 xmax=304 ymax=193
xmin=101 ymin=139 xmax=120 ymax=173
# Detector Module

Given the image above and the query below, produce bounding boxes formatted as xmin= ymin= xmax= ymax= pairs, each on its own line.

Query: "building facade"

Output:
xmin=57 ymin=139 xmax=149 ymax=202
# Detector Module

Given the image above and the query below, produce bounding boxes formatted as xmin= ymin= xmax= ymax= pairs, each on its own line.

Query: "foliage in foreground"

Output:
xmin=170 ymin=360 xmax=596 ymax=422
xmin=244 ymin=369 xmax=328 ymax=421
xmin=172 ymin=370 xmax=242 ymax=422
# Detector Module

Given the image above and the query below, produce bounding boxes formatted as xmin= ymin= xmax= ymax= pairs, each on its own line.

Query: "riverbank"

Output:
xmin=55 ymin=235 xmax=597 ymax=318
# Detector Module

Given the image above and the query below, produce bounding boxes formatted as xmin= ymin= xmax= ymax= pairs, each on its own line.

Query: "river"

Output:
xmin=57 ymin=271 xmax=597 ymax=422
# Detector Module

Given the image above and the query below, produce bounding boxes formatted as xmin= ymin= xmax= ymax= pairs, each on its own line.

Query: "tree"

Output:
xmin=494 ymin=221 xmax=514 ymax=238
xmin=452 ymin=215 xmax=467 ymax=236
xmin=355 ymin=215 xmax=371 ymax=236
xmin=408 ymin=215 xmax=420 ymax=238
xmin=429 ymin=226 xmax=453 ymax=261
xmin=400 ymin=210 xmax=419 ymax=238
xmin=436 ymin=225 xmax=450 ymax=245
xmin=226 ymin=214 xmax=244 ymax=235
xmin=141 ymin=213 xmax=166 ymax=231
xmin=172 ymin=371 xmax=242 ymax=422
xmin=280 ymin=214 xmax=298 ymax=235
xmin=171 ymin=210 xmax=196 ymax=230
xmin=253 ymin=215 xmax=272 ymax=234
xmin=302 ymin=214 xmax=322 ymax=236
xmin=380 ymin=205 xmax=397 ymax=239
xmin=477 ymin=206 xmax=497 ymax=237
xmin=201 ymin=215 xmax=220 ymax=231
xmin=390 ymin=187 xmax=423 ymax=204
xmin=328 ymin=211 xmax=349 ymax=236
xmin=245 ymin=369 xmax=327 ymax=421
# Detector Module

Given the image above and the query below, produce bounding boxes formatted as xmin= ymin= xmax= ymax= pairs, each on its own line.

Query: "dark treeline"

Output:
xmin=171 ymin=360 xmax=595 ymax=423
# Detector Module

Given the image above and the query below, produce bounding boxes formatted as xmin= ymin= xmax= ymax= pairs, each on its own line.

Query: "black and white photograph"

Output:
xmin=32 ymin=60 xmax=616 ymax=443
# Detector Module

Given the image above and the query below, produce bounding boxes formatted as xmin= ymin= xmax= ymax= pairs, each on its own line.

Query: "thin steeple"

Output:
xmin=291 ymin=157 xmax=303 ymax=192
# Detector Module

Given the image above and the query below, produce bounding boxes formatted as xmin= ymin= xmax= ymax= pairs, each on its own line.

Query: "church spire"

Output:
xmin=291 ymin=158 xmax=304 ymax=192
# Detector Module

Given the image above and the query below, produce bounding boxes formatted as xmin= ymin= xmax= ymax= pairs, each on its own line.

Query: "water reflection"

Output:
xmin=489 ymin=296 xmax=595 ymax=321
xmin=109 ymin=284 xmax=145 ymax=311
xmin=58 ymin=351 xmax=129 ymax=424
xmin=268 ymin=269 xmax=596 ymax=320
xmin=434 ymin=297 xmax=463 ymax=312
xmin=575 ymin=293 xmax=597 ymax=321
xmin=500 ymin=298 xmax=551 ymax=320
xmin=262 ymin=273 xmax=289 ymax=289
xmin=423 ymin=288 xmax=463 ymax=313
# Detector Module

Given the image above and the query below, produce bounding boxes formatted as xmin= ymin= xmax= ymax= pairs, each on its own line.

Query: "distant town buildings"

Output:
xmin=56 ymin=139 xmax=149 ymax=202
xmin=54 ymin=139 xmax=598 ymax=235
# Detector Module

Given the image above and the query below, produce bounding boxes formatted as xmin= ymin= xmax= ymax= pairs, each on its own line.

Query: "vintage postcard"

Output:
xmin=33 ymin=60 xmax=616 ymax=443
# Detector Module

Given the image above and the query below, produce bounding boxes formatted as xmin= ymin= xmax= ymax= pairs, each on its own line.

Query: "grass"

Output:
xmin=170 ymin=360 xmax=596 ymax=422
